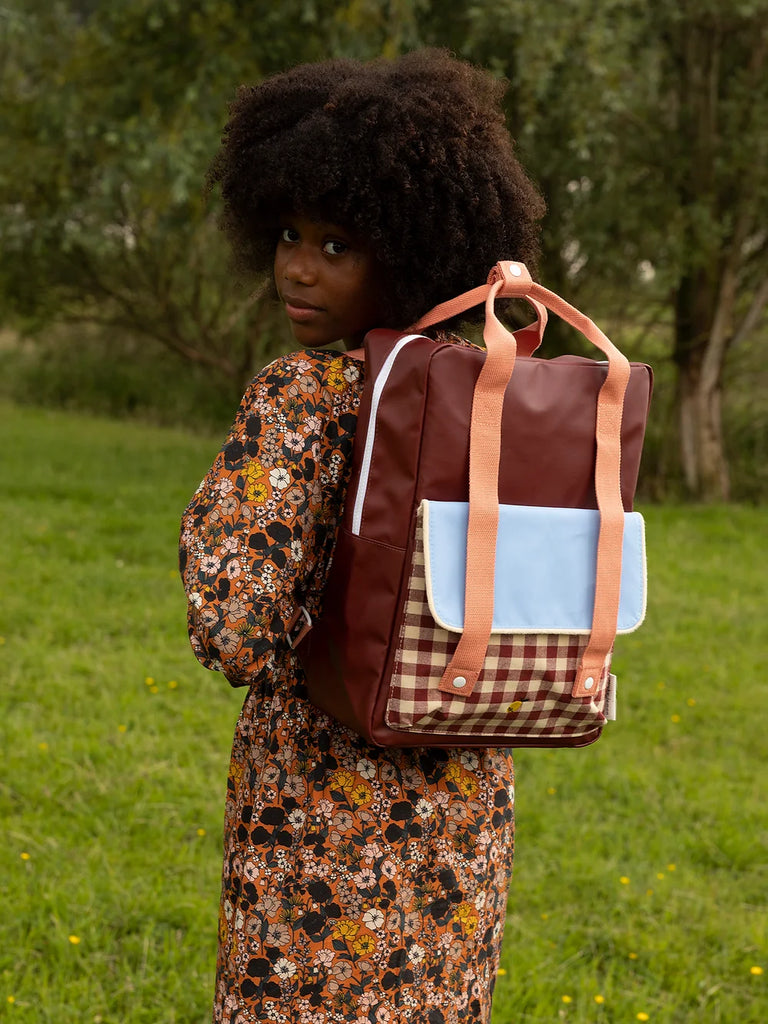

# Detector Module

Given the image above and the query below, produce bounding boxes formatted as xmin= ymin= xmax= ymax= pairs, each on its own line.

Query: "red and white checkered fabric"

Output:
xmin=386 ymin=505 xmax=610 ymax=742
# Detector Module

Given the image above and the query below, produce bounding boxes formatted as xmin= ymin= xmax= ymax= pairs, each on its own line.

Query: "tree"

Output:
xmin=649 ymin=2 xmax=768 ymax=500
xmin=0 ymin=0 xmax=394 ymax=388
xmin=420 ymin=0 xmax=768 ymax=499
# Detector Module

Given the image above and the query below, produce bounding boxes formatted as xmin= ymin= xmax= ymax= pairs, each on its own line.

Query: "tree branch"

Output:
xmin=731 ymin=273 xmax=768 ymax=349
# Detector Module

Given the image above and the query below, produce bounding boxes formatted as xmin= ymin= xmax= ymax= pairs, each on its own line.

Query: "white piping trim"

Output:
xmin=351 ymin=334 xmax=423 ymax=535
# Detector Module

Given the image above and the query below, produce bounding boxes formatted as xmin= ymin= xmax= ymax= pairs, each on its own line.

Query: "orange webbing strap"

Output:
xmin=436 ymin=261 xmax=631 ymax=700
xmin=529 ymin=280 xmax=630 ymax=697
xmin=412 ymin=287 xmax=548 ymax=357
xmin=437 ymin=276 xmax=517 ymax=696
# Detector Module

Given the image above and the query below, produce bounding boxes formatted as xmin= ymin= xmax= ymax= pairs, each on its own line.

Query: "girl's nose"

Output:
xmin=282 ymin=245 xmax=318 ymax=285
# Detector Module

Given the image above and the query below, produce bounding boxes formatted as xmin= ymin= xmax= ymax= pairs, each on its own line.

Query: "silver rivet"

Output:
xmin=584 ymin=676 xmax=595 ymax=690
xmin=509 ymin=263 xmax=522 ymax=277
xmin=452 ymin=676 xmax=467 ymax=689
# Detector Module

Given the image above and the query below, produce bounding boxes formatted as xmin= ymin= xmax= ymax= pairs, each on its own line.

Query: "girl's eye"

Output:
xmin=280 ymin=227 xmax=300 ymax=243
xmin=323 ymin=239 xmax=348 ymax=256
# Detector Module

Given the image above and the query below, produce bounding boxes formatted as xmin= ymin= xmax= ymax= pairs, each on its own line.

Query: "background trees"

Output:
xmin=1 ymin=0 xmax=766 ymax=499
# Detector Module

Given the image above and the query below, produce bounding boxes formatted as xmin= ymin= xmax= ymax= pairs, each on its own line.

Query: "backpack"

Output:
xmin=290 ymin=261 xmax=652 ymax=748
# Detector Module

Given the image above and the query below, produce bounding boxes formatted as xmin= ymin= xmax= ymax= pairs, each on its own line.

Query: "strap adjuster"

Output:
xmin=286 ymin=605 xmax=312 ymax=648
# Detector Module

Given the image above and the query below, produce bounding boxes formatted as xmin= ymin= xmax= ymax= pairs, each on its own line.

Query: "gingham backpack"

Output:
xmin=290 ymin=261 xmax=652 ymax=748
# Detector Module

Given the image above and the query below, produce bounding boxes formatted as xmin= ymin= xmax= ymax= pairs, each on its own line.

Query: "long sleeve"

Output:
xmin=178 ymin=349 xmax=362 ymax=686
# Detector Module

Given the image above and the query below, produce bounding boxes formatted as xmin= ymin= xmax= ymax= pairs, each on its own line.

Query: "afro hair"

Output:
xmin=208 ymin=48 xmax=545 ymax=328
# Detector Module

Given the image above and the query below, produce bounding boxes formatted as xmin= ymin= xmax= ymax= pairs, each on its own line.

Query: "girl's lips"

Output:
xmin=284 ymin=301 xmax=324 ymax=323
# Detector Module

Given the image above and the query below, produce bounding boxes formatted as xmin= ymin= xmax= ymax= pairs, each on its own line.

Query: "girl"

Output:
xmin=180 ymin=48 xmax=544 ymax=1024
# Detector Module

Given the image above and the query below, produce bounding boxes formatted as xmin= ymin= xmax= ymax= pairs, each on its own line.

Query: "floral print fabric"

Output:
xmin=180 ymin=349 xmax=515 ymax=1024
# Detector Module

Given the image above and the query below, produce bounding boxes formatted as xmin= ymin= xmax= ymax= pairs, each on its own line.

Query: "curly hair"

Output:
xmin=208 ymin=49 xmax=545 ymax=328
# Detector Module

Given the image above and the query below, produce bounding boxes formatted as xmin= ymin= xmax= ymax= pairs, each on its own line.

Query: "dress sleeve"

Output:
xmin=178 ymin=350 xmax=361 ymax=687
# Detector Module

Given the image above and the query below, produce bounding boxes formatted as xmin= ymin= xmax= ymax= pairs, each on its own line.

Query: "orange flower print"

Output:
xmin=246 ymin=481 xmax=268 ymax=503
xmin=349 ymin=783 xmax=373 ymax=807
xmin=327 ymin=358 xmax=348 ymax=391
xmin=179 ymin=348 xmax=516 ymax=1024
xmin=332 ymin=919 xmax=359 ymax=942
xmin=331 ymin=769 xmax=356 ymax=792
xmin=454 ymin=903 xmax=478 ymax=930
xmin=353 ymin=935 xmax=376 ymax=956
xmin=459 ymin=775 xmax=479 ymax=798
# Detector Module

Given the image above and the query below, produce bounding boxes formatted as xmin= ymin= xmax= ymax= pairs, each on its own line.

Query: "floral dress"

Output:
xmin=179 ymin=347 xmax=515 ymax=1024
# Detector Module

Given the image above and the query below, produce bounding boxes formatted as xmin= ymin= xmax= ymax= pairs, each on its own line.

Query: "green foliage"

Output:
xmin=1 ymin=402 xmax=767 ymax=1021
xmin=1 ymin=0 xmax=766 ymax=495
xmin=0 ymin=327 xmax=246 ymax=431
xmin=0 ymin=0 xmax=369 ymax=382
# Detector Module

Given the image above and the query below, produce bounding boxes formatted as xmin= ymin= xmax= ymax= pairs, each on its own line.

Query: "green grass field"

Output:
xmin=1 ymin=401 xmax=765 ymax=1023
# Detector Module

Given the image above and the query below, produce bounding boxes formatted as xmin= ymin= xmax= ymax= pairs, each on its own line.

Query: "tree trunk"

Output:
xmin=678 ymin=360 xmax=730 ymax=501
xmin=674 ymin=257 xmax=740 ymax=501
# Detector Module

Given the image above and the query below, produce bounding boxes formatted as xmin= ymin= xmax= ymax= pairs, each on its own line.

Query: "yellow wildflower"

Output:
xmin=197 ymin=828 xmax=206 ymax=837
xmin=594 ymin=994 xmax=605 ymax=1004
xmin=636 ymin=1014 xmax=650 ymax=1022
xmin=168 ymin=680 xmax=178 ymax=689
xmin=68 ymin=935 xmax=81 ymax=945
xmin=20 ymin=852 xmax=30 ymax=861
xmin=620 ymin=876 xmax=630 ymax=885
xmin=751 ymin=966 xmax=764 ymax=976
xmin=118 ymin=724 xmax=127 ymax=733
xmin=671 ymin=714 xmax=681 ymax=723
xmin=562 ymin=995 xmax=572 ymax=1004
xmin=144 ymin=676 xmax=154 ymax=685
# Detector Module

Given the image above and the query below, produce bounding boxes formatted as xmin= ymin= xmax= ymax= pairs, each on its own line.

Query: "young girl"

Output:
xmin=180 ymin=49 xmax=544 ymax=1024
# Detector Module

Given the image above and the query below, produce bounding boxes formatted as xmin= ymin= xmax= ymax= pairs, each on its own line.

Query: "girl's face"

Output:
xmin=274 ymin=214 xmax=382 ymax=349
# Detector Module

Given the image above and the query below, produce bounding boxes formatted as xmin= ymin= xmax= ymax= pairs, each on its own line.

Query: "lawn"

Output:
xmin=1 ymin=401 xmax=765 ymax=1023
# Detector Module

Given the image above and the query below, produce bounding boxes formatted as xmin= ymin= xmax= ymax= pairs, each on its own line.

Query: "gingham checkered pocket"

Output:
xmin=386 ymin=504 xmax=610 ymax=741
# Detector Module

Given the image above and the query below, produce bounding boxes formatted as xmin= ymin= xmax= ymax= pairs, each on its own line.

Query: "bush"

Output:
xmin=0 ymin=325 xmax=288 ymax=434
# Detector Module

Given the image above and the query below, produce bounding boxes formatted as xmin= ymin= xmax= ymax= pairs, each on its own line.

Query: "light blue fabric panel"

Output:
xmin=424 ymin=501 xmax=646 ymax=634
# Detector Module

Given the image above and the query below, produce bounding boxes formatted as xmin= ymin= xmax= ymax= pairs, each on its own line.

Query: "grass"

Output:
xmin=1 ymin=400 xmax=766 ymax=1023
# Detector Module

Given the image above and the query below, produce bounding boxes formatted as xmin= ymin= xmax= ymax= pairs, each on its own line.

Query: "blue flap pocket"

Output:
xmin=422 ymin=500 xmax=646 ymax=635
